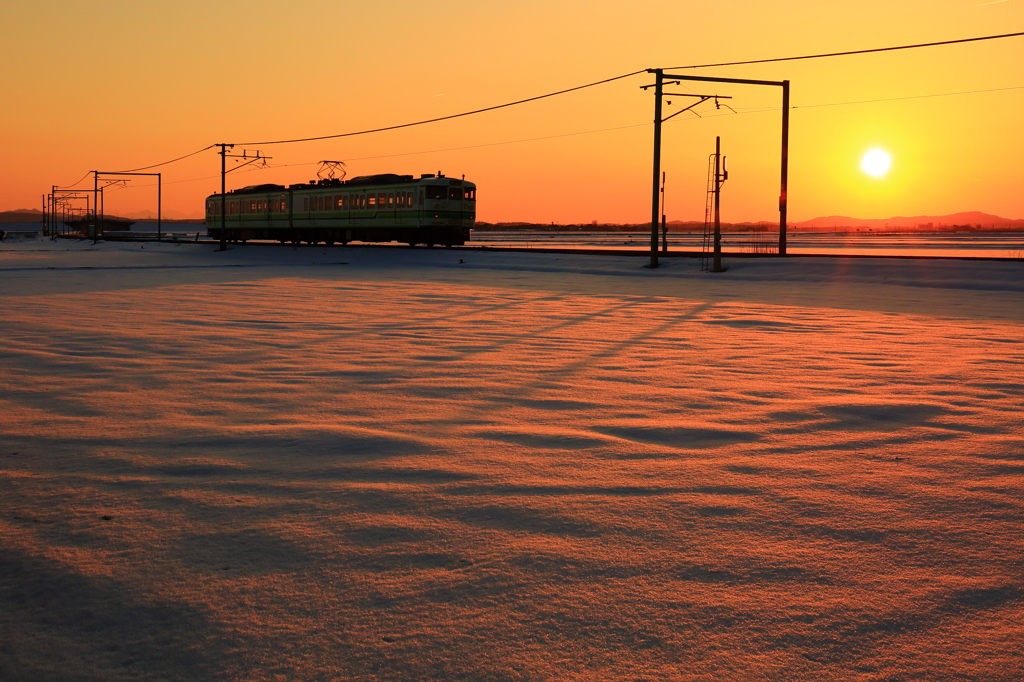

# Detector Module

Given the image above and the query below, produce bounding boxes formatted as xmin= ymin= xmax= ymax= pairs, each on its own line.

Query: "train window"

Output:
xmin=368 ymin=195 xmax=376 ymax=207
xmin=303 ymin=198 xmax=309 ymax=211
xmin=448 ymin=188 xmax=462 ymax=201
xmin=378 ymin=193 xmax=386 ymax=207
xmin=387 ymin=193 xmax=394 ymax=208
xmin=425 ymin=186 xmax=446 ymax=200
xmin=465 ymin=189 xmax=476 ymax=201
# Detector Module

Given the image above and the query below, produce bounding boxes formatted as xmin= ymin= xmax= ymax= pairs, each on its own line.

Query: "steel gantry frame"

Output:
xmin=215 ymin=145 xmax=271 ymax=250
xmin=49 ymin=188 xmax=96 ymax=237
xmin=92 ymin=171 xmax=162 ymax=240
xmin=645 ymin=68 xmax=790 ymax=268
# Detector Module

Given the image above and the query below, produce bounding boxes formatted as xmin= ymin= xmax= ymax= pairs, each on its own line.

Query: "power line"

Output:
xmin=232 ymin=70 xmax=647 ymax=146
xmin=666 ymin=30 xmax=1024 ymax=70
xmin=58 ymin=30 xmax=1024 ymax=182
xmin=113 ymin=82 xmax=1024 ymax=191
xmin=108 ymin=145 xmax=216 ymax=173
xmin=56 ymin=171 xmax=92 ymax=190
xmin=793 ymin=84 xmax=1024 ymax=109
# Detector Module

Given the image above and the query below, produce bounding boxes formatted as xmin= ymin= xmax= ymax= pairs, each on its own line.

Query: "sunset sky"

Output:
xmin=2 ymin=0 xmax=1022 ymax=223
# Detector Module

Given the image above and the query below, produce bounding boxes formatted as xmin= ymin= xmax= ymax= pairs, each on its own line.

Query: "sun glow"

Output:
xmin=861 ymin=148 xmax=892 ymax=178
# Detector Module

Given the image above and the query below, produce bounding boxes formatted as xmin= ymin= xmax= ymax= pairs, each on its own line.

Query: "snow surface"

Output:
xmin=1 ymin=238 xmax=1023 ymax=681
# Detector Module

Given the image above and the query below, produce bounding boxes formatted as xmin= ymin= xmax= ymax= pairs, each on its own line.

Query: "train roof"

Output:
xmin=222 ymin=173 xmax=472 ymax=196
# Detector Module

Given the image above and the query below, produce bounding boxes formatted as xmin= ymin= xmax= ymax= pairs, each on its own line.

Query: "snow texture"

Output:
xmin=1 ymin=239 xmax=1023 ymax=681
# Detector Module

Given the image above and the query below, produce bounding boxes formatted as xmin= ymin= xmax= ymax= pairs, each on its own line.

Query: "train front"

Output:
xmin=419 ymin=174 xmax=475 ymax=243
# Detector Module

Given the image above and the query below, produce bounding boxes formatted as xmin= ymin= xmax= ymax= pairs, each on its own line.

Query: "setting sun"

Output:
xmin=861 ymin=148 xmax=892 ymax=178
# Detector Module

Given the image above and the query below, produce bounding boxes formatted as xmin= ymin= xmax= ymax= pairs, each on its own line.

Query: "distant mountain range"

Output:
xmin=1 ymin=208 xmax=202 ymax=224
xmin=4 ymin=208 xmax=1022 ymax=229
xmin=791 ymin=211 xmax=1024 ymax=229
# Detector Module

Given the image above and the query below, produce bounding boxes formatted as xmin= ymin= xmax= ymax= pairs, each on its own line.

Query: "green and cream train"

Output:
xmin=206 ymin=172 xmax=475 ymax=247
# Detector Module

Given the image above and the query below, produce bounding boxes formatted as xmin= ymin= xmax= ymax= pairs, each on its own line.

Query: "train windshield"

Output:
xmin=425 ymin=186 xmax=447 ymax=200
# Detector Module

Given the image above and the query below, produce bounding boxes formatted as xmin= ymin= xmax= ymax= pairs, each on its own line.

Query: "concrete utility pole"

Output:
xmin=219 ymin=144 xmax=229 ymax=251
xmin=649 ymin=69 xmax=664 ymax=268
xmin=712 ymin=136 xmax=727 ymax=273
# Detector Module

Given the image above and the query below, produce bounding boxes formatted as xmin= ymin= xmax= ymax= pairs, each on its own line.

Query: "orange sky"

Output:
xmin=2 ymin=1 xmax=1022 ymax=223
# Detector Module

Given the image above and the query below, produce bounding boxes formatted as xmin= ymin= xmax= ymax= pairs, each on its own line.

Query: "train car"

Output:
xmin=205 ymin=172 xmax=475 ymax=247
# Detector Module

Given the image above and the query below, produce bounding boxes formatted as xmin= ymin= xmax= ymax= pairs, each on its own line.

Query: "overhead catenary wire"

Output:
xmin=55 ymin=171 xmax=93 ymax=190
xmin=237 ymin=30 xmax=1024 ymax=147
xmin=59 ymin=30 xmax=1024 ymax=182
xmin=665 ymin=30 xmax=1024 ymax=70
xmin=231 ymin=70 xmax=647 ymax=146
xmin=110 ymin=81 xmax=1024 ymax=192
xmin=107 ymin=145 xmax=216 ymax=173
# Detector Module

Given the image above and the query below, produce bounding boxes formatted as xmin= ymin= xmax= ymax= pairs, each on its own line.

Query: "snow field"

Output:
xmin=1 ymin=240 xmax=1023 ymax=680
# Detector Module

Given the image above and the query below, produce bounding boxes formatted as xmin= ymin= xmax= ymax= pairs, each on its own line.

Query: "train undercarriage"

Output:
xmin=206 ymin=226 xmax=469 ymax=247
